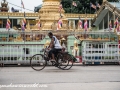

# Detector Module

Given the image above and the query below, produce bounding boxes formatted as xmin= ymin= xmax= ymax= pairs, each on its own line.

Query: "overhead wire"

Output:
xmin=7 ymin=2 xmax=34 ymax=12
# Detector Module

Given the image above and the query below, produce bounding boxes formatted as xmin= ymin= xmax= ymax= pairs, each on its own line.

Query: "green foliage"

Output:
xmin=61 ymin=0 xmax=119 ymax=14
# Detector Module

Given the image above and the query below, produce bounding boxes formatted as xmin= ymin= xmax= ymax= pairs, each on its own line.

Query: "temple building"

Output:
xmin=0 ymin=0 xmax=119 ymax=32
xmin=0 ymin=0 xmax=120 ymax=65
xmin=0 ymin=0 xmax=119 ymax=39
xmin=0 ymin=0 xmax=94 ymax=31
xmin=0 ymin=0 xmax=120 ymax=48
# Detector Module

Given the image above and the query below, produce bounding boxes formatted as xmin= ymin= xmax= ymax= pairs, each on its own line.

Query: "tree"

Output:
xmin=61 ymin=0 xmax=119 ymax=14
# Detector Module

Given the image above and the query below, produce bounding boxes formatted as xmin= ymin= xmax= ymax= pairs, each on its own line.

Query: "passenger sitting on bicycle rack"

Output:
xmin=47 ymin=32 xmax=62 ymax=62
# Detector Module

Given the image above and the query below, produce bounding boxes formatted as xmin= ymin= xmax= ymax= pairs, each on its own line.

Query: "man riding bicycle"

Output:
xmin=30 ymin=32 xmax=74 ymax=71
xmin=47 ymin=32 xmax=62 ymax=62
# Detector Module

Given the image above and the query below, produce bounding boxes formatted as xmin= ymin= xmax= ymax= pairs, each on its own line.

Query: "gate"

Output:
xmin=82 ymin=42 xmax=120 ymax=64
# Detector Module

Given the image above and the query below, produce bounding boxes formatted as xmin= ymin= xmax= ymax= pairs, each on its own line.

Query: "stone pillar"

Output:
xmin=89 ymin=19 xmax=91 ymax=28
xmin=69 ymin=20 xmax=71 ymax=27
xmin=73 ymin=20 xmax=75 ymax=30
xmin=70 ymin=20 xmax=73 ymax=30
xmin=17 ymin=19 xmax=21 ymax=25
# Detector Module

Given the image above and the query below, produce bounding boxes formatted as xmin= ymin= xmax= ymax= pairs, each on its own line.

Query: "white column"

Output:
xmin=89 ymin=19 xmax=91 ymax=28
xmin=68 ymin=20 xmax=70 ymax=27
xmin=17 ymin=19 xmax=21 ymax=24
xmin=73 ymin=20 xmax=75 ymax=30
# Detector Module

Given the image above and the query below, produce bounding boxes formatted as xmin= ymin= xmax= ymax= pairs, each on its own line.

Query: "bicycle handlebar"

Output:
xmin=40 ymin=48 xmax=50 ymax=52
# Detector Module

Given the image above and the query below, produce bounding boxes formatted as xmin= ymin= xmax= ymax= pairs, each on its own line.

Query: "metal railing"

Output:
xmin=0 ymin=31 xmax=118 ymax=42
xmin=82 ymin=42 xmax=120 ymax=63
xmin=0 ymin=31 xmax=47 ymax=42
xmin=0 ymin=44 xmax=44 ymax=64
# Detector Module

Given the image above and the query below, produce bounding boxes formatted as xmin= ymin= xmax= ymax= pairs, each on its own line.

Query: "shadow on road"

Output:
xmin=43 ymin=68 xmax=77 ymax=73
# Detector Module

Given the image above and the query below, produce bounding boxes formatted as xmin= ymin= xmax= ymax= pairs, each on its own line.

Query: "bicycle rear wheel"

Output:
xmin=62 ymin=54 xmax=74 ymax=70
xmin=30 ymin=54 xmax=47 ymax=71
xmin=57 ymin=53 xmax=73 ymax=70
xmin=57 ymin=53 xmax=66 ymax=69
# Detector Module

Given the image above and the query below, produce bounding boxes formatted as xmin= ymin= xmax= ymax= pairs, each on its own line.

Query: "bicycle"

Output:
xmin=30 ymin=48 xmax=74 ymax=71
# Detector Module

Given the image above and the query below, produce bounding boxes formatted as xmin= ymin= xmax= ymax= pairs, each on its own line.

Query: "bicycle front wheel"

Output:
xmin=30 ymin=54 xmax=47 ymax=71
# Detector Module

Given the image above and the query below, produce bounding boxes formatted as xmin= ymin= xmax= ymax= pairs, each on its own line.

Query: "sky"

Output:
xmin=2 ymin=0 xmax=43 ymax=12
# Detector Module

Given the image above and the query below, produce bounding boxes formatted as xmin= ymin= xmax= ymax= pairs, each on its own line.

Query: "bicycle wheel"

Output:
xmin=57 ymin=53 xmax=73 ymax=70
xmin=30 ymin=54 xmax=47 ymax=71
xmin=56 ymin=53 xmax=66 ymax=69
xmin=62 ymin=54 xmax=74 ymax=70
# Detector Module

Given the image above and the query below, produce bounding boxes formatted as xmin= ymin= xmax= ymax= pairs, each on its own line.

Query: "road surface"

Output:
xmin=0 ymin=65 xmax=120 ymax=90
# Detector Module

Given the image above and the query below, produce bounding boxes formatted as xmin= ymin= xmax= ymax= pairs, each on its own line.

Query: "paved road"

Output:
xmin=0 ymin=66 xmax=120 ymax=90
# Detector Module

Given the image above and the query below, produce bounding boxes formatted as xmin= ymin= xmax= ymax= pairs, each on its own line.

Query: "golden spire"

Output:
xmin=39 ymin=0 xmax=68 ymax=30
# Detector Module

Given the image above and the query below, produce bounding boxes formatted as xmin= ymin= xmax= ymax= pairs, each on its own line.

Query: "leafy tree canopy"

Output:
xmin=61 ymin=0 xmax=119 ymax=14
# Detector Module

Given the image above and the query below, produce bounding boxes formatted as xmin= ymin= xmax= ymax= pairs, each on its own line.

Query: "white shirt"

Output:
xmin=53 ymin=36 xmax=62 ymax=49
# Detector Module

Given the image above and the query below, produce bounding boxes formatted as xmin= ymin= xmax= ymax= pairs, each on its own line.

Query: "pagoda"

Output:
xmin=0 ymin=0 xmax=9 ymax=12
xmin=39 ymin=0 xmax=68 ymax=30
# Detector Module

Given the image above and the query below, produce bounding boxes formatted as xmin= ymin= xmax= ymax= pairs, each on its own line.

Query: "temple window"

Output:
xmin=2 ymin=19 xmax=7 ymax=28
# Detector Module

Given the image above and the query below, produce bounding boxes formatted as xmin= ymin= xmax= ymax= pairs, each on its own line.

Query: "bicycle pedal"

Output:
xmin=51 ymin=62 xmax=56 ymax=66
xmin=54 ymin=63 xmax=59 ymax=67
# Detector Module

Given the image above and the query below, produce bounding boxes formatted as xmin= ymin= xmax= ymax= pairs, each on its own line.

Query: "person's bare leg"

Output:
xmin=52 ymin=53 xmax=58 ymax=66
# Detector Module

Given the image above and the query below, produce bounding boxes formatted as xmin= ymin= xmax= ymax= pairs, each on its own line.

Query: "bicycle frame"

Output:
xmin=40 ymin=48 xmax=61 ymax=61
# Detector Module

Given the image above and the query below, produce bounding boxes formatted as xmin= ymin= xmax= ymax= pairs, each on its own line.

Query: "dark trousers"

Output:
xmin=48 ymin=48 xmax=61 ymax=59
